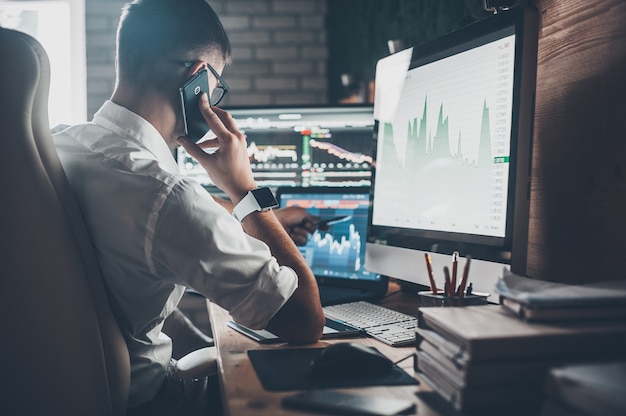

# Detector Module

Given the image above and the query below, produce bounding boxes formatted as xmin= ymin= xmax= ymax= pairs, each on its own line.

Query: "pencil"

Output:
xmin=424 ymin=253 xmax=437 ymax=294
xmin=443 ymin=266 xmax=453 ymax=298
xmin=458 ymin=255 xmax=471 ymax=297
xmin=451 ymin=251 xmax=459 ymax=293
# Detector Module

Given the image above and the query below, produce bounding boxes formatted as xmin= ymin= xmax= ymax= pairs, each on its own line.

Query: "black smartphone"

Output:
xmin=179 ymin=68 xmax=210 ymax=141
xmin=282 ymin=390 xmax=416 ymax=415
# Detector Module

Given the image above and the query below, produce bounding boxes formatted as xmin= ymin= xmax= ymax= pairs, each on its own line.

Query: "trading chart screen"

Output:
xmin=277 ymin=187 xmax=378 ymax=282
xmin=176 ymin=105 xmax=374 ymax=189
xmin=371 ymin=29 xmax=516 ymax=239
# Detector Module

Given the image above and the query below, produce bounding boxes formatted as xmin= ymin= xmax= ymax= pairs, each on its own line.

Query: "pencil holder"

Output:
xmin=418 ymin=290 xmax=490 ymax=307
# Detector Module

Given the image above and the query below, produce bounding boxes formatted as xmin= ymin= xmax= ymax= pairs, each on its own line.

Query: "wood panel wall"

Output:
xmin=527 ymin=0 xmax=626 ymax=283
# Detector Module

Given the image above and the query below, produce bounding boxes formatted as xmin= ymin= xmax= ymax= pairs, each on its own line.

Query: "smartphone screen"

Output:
xmin=179 ymin=68 xmax=210 ymax=141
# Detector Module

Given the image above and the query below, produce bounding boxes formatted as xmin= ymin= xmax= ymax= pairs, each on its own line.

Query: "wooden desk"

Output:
xmin=207 ymin=284 xmax=448 ymax=416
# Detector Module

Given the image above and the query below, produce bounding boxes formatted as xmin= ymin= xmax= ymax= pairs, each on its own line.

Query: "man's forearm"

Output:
xmin=212 ymin=195 xmax=234 ymax=212
xmin=240 ymin=210 xmax=324 ymax=344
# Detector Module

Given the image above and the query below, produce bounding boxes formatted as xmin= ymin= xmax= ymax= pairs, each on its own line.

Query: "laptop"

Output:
xmin=275 ymin=186 xmax=388 ymax=306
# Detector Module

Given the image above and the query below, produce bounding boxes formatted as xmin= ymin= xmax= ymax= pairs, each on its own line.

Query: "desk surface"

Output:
xmin=207 ymin=283 xmax=450 ymax=416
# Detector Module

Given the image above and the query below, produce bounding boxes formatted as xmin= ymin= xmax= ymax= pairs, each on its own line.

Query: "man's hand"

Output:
xmin=177 ymin=93 xmax=256 ymax=204
xmin=274 ymin=207 xmax=322 ymax=246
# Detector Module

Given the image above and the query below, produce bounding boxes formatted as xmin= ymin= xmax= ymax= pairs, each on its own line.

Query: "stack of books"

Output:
xmin=495 ymin=270 xmax=626 ymax=322
xmin=415 ymin=305 xmax=626 ymax=414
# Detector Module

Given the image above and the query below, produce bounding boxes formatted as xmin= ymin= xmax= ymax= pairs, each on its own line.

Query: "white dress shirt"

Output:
xmin=53 ymin=101 xmax=298 ymax=407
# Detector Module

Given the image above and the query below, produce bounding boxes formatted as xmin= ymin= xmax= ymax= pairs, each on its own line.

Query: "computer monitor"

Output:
xmin=176 ymin=105 xmax=374 ymax=189
xmin=276 ymin=186 xmax=388 ymax=305
xmin=365 ymin=7 xmax=539 ymax=297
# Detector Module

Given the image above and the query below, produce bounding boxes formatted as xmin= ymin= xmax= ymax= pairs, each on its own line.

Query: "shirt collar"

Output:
xmin=92 ymin=100 xmax=179 ymax=175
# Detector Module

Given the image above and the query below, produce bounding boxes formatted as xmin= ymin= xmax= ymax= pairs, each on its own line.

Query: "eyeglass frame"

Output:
xmin=181 ymin=61 xmax=230 ymax=106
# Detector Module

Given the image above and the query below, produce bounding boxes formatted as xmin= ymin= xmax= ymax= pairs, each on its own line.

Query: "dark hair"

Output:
xmin=116 ymin=0 xmax=231 ymax=85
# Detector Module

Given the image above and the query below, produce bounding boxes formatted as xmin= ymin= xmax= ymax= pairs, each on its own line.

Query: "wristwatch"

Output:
xmin=232 ymin=187 xmax=279 ymax=222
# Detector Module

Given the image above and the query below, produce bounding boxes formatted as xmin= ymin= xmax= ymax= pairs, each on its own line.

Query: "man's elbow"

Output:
xmin=266 ymin=307 xmax=325 ymax=345
xmin=286 ymin=313 xmax=325 ymax=344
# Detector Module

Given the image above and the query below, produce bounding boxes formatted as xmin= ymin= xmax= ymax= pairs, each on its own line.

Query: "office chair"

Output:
xmin=0 ymin=27 xmax=131 ymax=415
xmin=0 ymin=27 xmax=217 ymax=415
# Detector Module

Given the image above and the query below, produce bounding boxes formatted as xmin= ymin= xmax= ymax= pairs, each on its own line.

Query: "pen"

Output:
xmin=457 ymin=255 xmax=471 ymax=297
xmin=424 ymin=253 xmax=437 ymax=294
xmin=315 ymin=215 xmax=352 ymax=227
xmin=451 ymin=251 xmax=459 ymax=293
xmin=443 ymin=266 xmax=453 ymax=298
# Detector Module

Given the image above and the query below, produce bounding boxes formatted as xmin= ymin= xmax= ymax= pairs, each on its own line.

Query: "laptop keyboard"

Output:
xmin=323 ymin=301 xmax=417 ymax=347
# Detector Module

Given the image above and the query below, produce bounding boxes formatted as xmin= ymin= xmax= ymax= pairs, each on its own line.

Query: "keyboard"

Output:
xmin=323 ymin=301 xmax=417 ymax=347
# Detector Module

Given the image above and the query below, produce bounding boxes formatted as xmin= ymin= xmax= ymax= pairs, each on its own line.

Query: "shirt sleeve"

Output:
xmin=149 ymin=179 xmax=298 ymax=330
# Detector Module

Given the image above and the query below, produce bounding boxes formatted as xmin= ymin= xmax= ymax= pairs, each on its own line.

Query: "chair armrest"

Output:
xmin=174 ymin=347 xmax=217 ymax=379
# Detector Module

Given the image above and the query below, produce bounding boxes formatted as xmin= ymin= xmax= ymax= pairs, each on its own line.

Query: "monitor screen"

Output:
xmin=276 ymin=186 xmax=380 ymax=284
xmin=176 ymin=105 xmax=374 ymax=189
xmin=365 ymin=7 xmax=538 ymax=296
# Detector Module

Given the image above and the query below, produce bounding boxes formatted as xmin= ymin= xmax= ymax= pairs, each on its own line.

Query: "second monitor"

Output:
xmin=176 ymin=105 xmax=375 ymax=189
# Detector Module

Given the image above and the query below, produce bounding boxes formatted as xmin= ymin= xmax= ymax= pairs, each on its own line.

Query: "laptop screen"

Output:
xmin=276 ymin=187 xmax=382 ymax=285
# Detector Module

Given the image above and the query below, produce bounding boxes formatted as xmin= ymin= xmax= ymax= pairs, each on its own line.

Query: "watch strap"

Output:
xmin=232 ymin=188 xmax=277 ymax=222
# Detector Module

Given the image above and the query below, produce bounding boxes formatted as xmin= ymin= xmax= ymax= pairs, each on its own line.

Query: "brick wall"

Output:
xmin=84 ymin=0 xmax=125 ymax=118
xmin=84 ymin=0 xmax=328 ymax=119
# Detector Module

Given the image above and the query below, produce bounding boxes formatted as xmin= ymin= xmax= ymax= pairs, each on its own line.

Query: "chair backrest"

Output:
xmin=0 ymin=28 xmax=130 ymax=415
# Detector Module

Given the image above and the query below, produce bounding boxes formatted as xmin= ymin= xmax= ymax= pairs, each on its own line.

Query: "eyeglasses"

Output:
xmin=182 ymin=61 xmax=230 ymax=106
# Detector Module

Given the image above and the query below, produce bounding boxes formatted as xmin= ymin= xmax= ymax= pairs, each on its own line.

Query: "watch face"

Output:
xmin=252 ymin=187 xmax=278 ymax=209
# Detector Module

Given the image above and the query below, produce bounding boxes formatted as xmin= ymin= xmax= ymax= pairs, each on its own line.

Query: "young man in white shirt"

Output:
xmin=53 ymin=0 xmax=325 ymax=414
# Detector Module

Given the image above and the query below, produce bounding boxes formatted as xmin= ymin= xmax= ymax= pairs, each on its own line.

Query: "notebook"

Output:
xmin=276 ymin=186 xmax=388 ymax=306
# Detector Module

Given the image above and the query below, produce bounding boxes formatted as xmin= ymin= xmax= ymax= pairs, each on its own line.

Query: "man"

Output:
xmin=52 ymin=0 xmax=325 ymax=414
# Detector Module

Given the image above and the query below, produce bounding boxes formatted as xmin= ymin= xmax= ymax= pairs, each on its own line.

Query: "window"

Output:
xmin=0 ymin=0 xmax=87 ymax=126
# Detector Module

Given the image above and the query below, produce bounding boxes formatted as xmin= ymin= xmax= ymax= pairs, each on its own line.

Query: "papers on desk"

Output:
xmin=541 ymin=361 xmax=626 ymax=416
xmin=227 ymin=317 xmax=363 ymax=343
xmin=495 ymin=269 xmax=626 ymax=321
